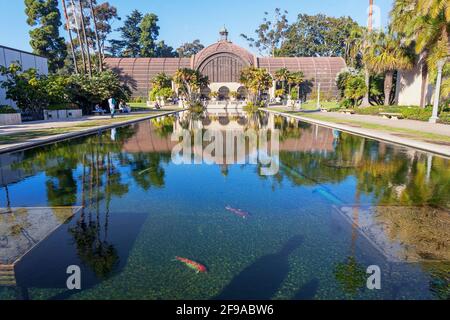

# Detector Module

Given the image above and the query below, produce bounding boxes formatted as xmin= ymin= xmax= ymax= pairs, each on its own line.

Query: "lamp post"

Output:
xmin=429 ymin=58 xmax=447 ymax=123
xmin=317 ymin=83 xmax=321 ymax=110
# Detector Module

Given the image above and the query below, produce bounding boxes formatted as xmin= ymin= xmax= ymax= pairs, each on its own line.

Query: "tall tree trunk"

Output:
xmin=384 ymin=70 xmax=394 ymax=106
xmin=361 ymin=68 xmax=370 ymax=107
xmin=70 ymin=0 xmax=87 ymax=74
xmin=78 ymin=0 xmax=92 ymax=77
xmin=88 ymin=0 xmax=103 ymax=72
xmin=419 ymin=51 xmax=429 ymax=108
xmin=61 ymin=0 xmax=79 ymax=74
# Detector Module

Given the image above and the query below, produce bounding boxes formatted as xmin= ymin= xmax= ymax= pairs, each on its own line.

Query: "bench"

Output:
xmin=92 ymin=110 xmax=106 ymax=116
xmin=340 ymin=109 xmax=355 ymax=115
xmin=380 ymin=112 xmax=403 ymax=120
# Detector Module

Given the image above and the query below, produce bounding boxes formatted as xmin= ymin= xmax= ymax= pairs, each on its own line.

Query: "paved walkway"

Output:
xmin=266 ymin=108 xmax=450 ymax=158
xmin=316 ymin=111 xmax=450 ymax=136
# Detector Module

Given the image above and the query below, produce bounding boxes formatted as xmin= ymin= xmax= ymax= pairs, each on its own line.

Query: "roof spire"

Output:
xmin=219 ymin=25 xmax=229 ymax=41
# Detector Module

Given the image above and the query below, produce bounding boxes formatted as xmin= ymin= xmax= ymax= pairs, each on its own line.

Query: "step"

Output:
xmin=0 ymin=265 xmax=14 ymax=270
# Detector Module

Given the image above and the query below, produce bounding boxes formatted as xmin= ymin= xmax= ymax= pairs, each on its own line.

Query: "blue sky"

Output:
xmin=1 ymin=0 xmax=393 ymax=54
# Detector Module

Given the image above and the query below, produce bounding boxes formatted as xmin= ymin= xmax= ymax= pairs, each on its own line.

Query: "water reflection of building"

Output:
xmin=0 ymin=153 xmax=31 ymax=186
xmin=121 ymin=114 xmax=335 ymax=154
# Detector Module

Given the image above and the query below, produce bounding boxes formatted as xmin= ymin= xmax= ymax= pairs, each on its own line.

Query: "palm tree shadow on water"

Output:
xmin=215 ymin=235 xmax=306 ymax=300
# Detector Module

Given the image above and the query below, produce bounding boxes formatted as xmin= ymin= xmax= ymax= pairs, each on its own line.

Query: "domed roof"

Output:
xmin=193 ymin=40 xmax=255 ymax=69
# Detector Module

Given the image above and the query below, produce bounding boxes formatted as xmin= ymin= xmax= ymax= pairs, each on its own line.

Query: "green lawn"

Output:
xmin=128 ymin=102 xmax=152 ymax=109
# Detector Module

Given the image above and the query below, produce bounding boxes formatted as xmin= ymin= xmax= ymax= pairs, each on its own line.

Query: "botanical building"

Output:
xmin=105 ymin=28 xmax=346 ymax=100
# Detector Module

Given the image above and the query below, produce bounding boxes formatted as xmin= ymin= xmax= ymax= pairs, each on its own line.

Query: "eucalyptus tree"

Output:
xmin=241 ymin=8 xmax=289 ymax=57
xmin=274 ymin=68 xmax=290 ymax=94
xmin=61 ymin=0 xmax=79 ymax=74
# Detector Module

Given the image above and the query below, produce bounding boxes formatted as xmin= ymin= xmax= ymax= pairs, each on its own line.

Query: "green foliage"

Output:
xmin=114 ymin=9 xmax=143 ymax=57
xmin=25 ymin=0 xmax=67 ymax=73
xmin=391 ymin=0 xmax=450 ymax=100
xmin=0 ymin=105 xmax=18 ymax=114
xmin=280 ymin=14 xmax=359 ymax=58
xmin=289 ymin=87 xmax=299 ymax=100
xmin=176 ymin=40 xmax=204 ymax=58
xmin=240 ymin=67 xmax=273 ymax=103
xmin=174 ymin=68 xmax=209 ymax=103
xmin=334 ymin=256 xmax=367 ymax=296
xmin=0 ymin=63 xmax=130 ymax=114
xmin=241 ymin=8 xmax=289 ymax=56
xmin=68 ymin=70 xmax=131 ymax=108
xmin=275 ymin=89 xmax=285 ymax=98
xmin=243 ymin=102 xmax=263 ymax=113
xmin=209 ymin=91 xmax=219 ymax=98
xmin=150 ymin=73 xmax=172 ymax=91
xmin=45 ymin=103 xmax=79 ymax=110
xmin=131 ymin=96 xmax=146 ymax=103
xmin=350 ymin=105 xmax=450 ymax=124
xmin=336 ymin=69 xmax=368 ymax=107
xmin=344 ymin=77 xmax=367 ymax=107
xmin=140 ymin=13 xmax=160 ymax=57
xmin=0 ymin=63 xmax=48 ymax=113
xmin=230 ymin=91 xmax=238 ymax=98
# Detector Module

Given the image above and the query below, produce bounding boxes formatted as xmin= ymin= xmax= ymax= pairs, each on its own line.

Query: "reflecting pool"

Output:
xmin=0 ymin=111 xmax=448 ymax=300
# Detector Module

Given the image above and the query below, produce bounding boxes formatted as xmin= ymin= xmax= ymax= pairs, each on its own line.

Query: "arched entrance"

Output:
xmin=201 ymin=86 xmax=211 ymax=100
xmin=237 ymin=86 xmax=248 ymax=100
xmin=218 ymin=86 xmax=230 ymax=100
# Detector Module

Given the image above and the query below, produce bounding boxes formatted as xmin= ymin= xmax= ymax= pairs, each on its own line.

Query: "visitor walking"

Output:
xmin=108 ymin=97 xmax=116 ymax=118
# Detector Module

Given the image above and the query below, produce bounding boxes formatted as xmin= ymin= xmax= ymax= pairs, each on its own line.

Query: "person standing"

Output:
xmin=108 ymin=97 xmax=116 ymax=118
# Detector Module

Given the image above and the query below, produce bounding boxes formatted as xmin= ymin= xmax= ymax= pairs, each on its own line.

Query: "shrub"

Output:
xmin=344 ymin=77 xmax=367 ymax=107
xmin=243 ymin=102 xmax=262 ymax=113
xmin=131 ymin=96 xmax=146 ymax=103
xmin=210 ymin=91 xmax=219 ymax=98
xmin=230 ymin=91 xmax=238 ymax=98
xmin=275 ymin=89 xmax=285 ymax=98
xmin=46 ymin=103 xmax=79 ymax=110
xmin=0 ymin=105 xmax=18 ymax=114
xmin=290 ymin=88 xmax=299 ymax=100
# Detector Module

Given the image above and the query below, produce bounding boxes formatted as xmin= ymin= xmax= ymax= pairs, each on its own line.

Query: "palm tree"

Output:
xmin=391 ymin=0 xmax=450 ymax=106
xmin=61 ymin=0 xmax=79 ymax=74
xmin=173 ymin=68 xmax=209 ymax=103
xmin=240 ymin=67 xmax=273 ymax=104
xmin=346 ymin=27 xmax=372 ymax=106
xmin=287 ymin=71 xmax=304 ymax=99
xmin=364 ymin=32 xmax=414 ymax=105
xmin=274 ymin=68 xmax=290 ymax=95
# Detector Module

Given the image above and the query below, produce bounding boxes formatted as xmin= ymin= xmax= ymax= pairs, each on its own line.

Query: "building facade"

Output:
xmin=0 ymin=45 xmax=49 ymax=107
xmin=105 ymin=29 xmax=347 ymax=101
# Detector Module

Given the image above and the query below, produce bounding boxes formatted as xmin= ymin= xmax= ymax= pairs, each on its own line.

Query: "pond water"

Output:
xmin=0 ymin=111 xmax=448 ymax=300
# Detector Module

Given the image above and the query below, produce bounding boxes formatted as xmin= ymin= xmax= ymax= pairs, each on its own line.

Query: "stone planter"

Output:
xmin=0 ymin=113 xmax=22 ymax=125
xmin=44 ymin=109 xmax=82 ymax=121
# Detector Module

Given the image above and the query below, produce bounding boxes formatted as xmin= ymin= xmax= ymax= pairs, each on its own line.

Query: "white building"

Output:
xmin=0 ymin=45 xmax=48 ymax=107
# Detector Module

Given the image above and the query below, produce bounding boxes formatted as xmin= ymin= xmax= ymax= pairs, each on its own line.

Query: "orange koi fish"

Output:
xmin=225 ymin=206 xmax=250 ymax=219
xmin=175 ymin=257 xmax=208 ymax=273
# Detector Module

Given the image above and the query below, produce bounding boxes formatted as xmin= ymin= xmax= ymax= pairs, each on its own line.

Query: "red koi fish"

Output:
xmin=175 ymin=257 xmax=208 ymax=273
xmin=225 ymin=206 xmax=250 ymax=219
